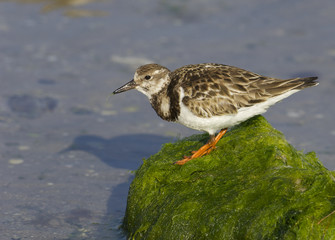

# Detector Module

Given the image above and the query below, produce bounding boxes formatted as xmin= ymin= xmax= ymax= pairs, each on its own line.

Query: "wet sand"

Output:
xmin=0 ymin=0 xmax=334 ymax=239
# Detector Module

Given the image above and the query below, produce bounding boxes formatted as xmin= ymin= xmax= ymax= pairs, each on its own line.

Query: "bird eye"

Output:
xmin=144 ymin=75 xmax=151 ymax=80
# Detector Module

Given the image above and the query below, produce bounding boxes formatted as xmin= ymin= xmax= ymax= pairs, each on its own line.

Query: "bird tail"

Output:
xmin=291 ymin=76 xmax=318 ymax=89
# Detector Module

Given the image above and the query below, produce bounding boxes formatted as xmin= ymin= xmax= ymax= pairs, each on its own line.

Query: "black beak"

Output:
xmin=113 ymin=79 xmax=137 ymax=94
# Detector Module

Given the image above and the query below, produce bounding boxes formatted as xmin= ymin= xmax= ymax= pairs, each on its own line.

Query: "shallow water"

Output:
xmin=0 ymin=0 xmax=334 ymax=239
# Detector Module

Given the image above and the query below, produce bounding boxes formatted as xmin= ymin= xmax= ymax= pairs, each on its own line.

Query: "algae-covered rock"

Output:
xmin=123 ymin=115 xmax=335 ymax=239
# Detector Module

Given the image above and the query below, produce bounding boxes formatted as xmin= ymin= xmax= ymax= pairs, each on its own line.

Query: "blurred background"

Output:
xmin=0 ymin=0 xmax=334 ymax=239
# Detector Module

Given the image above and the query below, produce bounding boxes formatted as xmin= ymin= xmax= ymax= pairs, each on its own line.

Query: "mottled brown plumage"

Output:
xmin=169 ymin=63 xmax=317 ymax=118
xmin=113 ymin=63 xmax=318 ymax=165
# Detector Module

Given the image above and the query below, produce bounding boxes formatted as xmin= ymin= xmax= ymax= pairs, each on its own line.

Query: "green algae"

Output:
xmin=123 ymin=115 xmax=335 ymax=240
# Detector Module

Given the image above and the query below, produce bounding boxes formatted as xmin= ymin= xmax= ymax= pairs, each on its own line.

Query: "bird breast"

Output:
xmin=150 ymin=94 xmax=172 ymax=121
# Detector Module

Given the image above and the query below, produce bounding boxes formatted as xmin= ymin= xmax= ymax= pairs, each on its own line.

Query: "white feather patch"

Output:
xmin=160 ymin=96 xmax=170 ymax=116
xmin=177 ymin=87 xmax=299 ymax=135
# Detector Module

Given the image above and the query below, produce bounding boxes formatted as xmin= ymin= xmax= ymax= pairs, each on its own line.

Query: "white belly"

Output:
xmin=176 ymin=89 xmax=299 ymax=135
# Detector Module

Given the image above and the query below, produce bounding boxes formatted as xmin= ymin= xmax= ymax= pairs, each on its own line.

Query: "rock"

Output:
xmin=123 ymin=115 xmax=335 ymax=240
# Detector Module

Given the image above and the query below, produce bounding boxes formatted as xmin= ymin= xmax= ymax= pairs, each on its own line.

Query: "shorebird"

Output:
xmin=113 ymin=63 xmax=318 ymax=165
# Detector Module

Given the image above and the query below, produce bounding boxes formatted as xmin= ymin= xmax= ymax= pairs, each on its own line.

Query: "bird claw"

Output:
xmin=173 ymin=157 xmax=191 ymax=165
xmin=173 ymin=129 xmax=227 ymax=165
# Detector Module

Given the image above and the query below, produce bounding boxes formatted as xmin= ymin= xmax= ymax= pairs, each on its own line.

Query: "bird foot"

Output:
xmin=174 ymin=128 xmax=227 ymax=165
xmin=174 ymin=144 xmax=216 ymax=165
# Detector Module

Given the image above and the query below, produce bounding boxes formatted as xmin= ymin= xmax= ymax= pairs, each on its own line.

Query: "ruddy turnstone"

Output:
xmin=113 ymin=63 xmax=318 ymax=165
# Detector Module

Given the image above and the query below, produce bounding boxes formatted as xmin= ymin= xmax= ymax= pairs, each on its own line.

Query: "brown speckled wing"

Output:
xmin=172 ymin=63 xmax=316 ymax=118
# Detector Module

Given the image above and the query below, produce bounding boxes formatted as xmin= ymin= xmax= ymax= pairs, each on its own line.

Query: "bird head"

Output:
xmin=113 ymin=64 xmax=171 ymax=99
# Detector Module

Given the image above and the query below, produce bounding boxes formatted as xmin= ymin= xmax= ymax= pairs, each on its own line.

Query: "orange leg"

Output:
xmin=174 ymin=128 xmax=228 ymax=165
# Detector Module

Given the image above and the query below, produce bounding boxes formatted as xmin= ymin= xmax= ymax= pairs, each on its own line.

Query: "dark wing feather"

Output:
xmin=172 ymin=63 xmax=317 ymax=118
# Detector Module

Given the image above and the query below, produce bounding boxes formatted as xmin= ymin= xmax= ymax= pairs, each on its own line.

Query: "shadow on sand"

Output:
xmin=61 ymin=133 xmax=173 ymax=239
